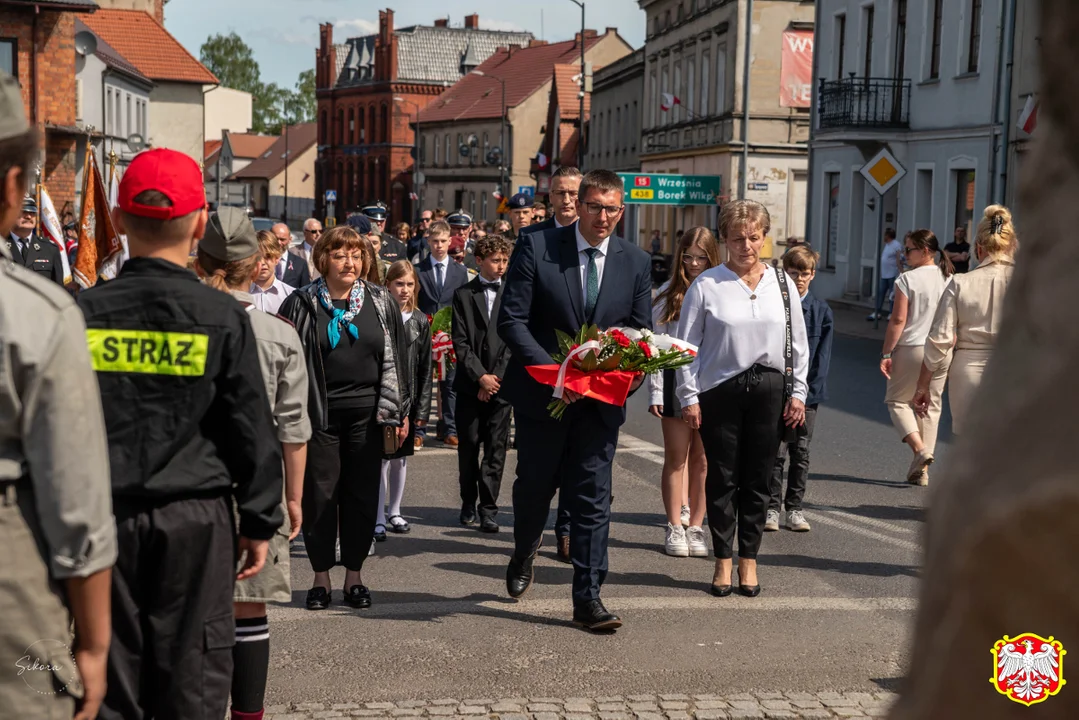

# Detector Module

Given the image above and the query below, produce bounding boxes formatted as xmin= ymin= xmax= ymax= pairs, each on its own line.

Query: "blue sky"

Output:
xmin=165 ymin=0 xmax=646 ymax=90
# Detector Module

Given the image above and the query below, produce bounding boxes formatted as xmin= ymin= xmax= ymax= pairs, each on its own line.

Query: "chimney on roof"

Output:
xmin=605 ymin=27 xmax=617 ymax=35
xmin=574 ymin=29 xmax=599 ymax=44
xmin=434 ymin=18 xmax=448 ymax=28
xmin=528 ymin=39 xmax=548 ymax=48
xmin=464 ymin=13 xmax=479 ymax=29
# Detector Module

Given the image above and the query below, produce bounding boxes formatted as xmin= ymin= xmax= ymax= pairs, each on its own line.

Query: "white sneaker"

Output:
xmin=764 ymin=509 xmax=781 ymax=532
xmin=664 ymin=523 xmax=689 ymax=557
xmin=686 ymin=525 xmax=709 ymax=557
xmin=680 ymin=505 xmax=691 ymax=527
xmin=786 ymin=509 xmax=811 ymax=532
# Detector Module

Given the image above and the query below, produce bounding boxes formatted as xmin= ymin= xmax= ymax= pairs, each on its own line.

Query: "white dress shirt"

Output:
xmin=574 ymin=222 xmax=609 ymax=300
xmin=249 ymin=277 xmax=296 ymax=315
xmin=676 ymin=264 xmax=809 ymax=407
xmin=479 ymin=276 xmax=500 ymax=317
xmin=9 ymin=231 xmax=31 ymax=256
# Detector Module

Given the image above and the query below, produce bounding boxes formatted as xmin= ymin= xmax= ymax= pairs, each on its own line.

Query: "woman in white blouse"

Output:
xmin=879 ymin=229 xmax=953 ymax=486
xmin=678 ymin=201 xmax=808 ymax=598
xmin=649 ymin=227 xmax=721 ymax=558
xmin=912 ymin=205 xmax=1017 ymax=434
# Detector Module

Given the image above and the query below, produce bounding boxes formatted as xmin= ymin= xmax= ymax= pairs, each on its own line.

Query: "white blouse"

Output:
xmin=676 ymin=264 xmax=809 ymax=408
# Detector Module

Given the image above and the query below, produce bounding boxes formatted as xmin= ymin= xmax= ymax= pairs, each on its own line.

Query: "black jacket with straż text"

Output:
xmin=77 ymin=257 xmax=284 ymax=540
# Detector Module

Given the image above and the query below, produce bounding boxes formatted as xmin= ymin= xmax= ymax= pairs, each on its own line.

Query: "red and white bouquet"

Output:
xmin=429 ymin=307 xmax=455 ymax=380
xmin=526 ymin=325 xmax=697 ymax=419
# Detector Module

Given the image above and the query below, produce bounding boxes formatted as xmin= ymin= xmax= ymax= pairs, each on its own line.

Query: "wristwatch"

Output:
xmin=881 ymin=352 xmax=892 ymax=360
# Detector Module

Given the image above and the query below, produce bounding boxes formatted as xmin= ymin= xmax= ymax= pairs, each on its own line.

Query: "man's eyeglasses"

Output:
xmin=305 ymin=228 xmax=322 ymax=236
xmin=682 ymin=255 xmax=709 ymax=265
xmin=583 ymin=202 xmax=623 ymax=217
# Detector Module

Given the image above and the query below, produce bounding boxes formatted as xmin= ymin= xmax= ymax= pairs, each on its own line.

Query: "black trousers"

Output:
xmin=456 ymin=391 xmax=512 ymax=518
xmin=303 ymin=405 xmax=382 ymax=573
xmin=698 ymin=367 xmax=785 ymax=560
xmin=769 ymin=404 xmax=818 ymax=512
xmin=102 ymin=494 xmax=236 ymax=720
xmin=512 ymin=402 xmax=618 ymax=604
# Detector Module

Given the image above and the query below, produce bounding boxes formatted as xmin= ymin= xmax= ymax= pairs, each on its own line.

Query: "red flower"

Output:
xmin=570 ymin=343 xmax=580 ymax=351
xmin=637 ymin=340 xmax=653 ymax=359
xmin=609 ymin=330 xmax=631 ymax=348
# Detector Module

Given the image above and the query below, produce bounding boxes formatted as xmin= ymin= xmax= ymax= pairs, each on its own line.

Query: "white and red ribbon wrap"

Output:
xmin=552 ymin=340 xmax=604 ymax=400
xmin=432 ymin=331 xmax=454 ymax=380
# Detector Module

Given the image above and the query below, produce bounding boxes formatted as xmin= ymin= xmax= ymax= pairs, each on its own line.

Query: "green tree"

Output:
xmin=200 ymin=32 xmax=262 ymax=96
xmin=289 ymin=69 xmax=316 ymax=124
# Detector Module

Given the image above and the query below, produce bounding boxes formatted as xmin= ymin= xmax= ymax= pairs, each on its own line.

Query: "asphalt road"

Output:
xmin=267 ymin=334 xmax=945 ymax=705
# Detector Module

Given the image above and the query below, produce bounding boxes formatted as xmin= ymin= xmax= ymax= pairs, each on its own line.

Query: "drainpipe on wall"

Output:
xmin=804 ymin=11 xmax=821 ymax=246
xmin=739 ymin=0 xmax=754 ymax=200
xmin=992 ymin=0 xmax=1017 ymax=205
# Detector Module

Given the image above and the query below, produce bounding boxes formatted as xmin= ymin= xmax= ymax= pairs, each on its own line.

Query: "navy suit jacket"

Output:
xmin=416 ymin=255 xmax=469 ymax=316
xmin=281 ymin=250 xmax=311 ymax=289
xmin=801 ymin=291 xmax=834 ymax=406
xmin=496 ymin=224 xmax=652 ymax=428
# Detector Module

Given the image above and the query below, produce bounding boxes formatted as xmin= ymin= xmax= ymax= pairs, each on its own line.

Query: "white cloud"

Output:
xmin=478 ymin=18 xmax=527 ymax=33
xmin=335 ymin=18 xmax=379 ymax=36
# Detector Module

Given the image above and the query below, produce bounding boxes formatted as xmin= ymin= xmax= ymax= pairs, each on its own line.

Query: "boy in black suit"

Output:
xmin=451 ymin=235 xmax=512 ymax=532
xmin=416 ymin=220 xmax=470 ymax=445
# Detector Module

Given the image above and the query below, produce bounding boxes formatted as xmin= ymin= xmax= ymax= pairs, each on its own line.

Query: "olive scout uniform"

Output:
xmin=204 ymin=208 xmax=312 ymax=605
xmin=0 ymin=70 xmax=118 ymax=716
xmin=78 ymin=149 xmax=284 ymax=720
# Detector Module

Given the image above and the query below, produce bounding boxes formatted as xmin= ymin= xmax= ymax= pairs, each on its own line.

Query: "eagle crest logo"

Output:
xmin=991 ymin=633 xmax=1066 ymax=706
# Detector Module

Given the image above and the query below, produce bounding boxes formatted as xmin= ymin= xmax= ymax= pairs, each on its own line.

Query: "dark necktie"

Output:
xmin=584 ymin=247 xmax=600 ymax=320
xmin=435 ymin=262 xmax=444 ymax=295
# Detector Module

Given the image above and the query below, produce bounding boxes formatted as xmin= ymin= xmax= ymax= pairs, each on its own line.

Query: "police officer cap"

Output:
xmin=200 ymin=207 xmax=258 ymax=262
xmin=0 ymin=70 xmax=29 ymax=142
xmin=508 ymin=193 xmax=532 ymax=211
xmin=347 ymin=213 xmax=372 ymax=235
xmin=447 ymin=209 xmax=472 ymax=228
xmin=361 ymin=202 xmax=387 ymax=222
xmin=21 ymin=195 xmax=37 ymax=215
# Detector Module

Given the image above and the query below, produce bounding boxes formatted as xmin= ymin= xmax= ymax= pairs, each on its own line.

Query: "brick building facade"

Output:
xmin=315 ymin=8 xmax=531 ymax=224
xmin=0 ymin=1 xmax=96 ymax=218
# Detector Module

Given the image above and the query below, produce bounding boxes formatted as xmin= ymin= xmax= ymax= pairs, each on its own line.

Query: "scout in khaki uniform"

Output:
xmin=0 ymin=70 xmax=117 ymax=720
xmin=78 ymin=148 xmax=284 ymax=720
xmin=194 ymin=208 xmax=312 ymax=720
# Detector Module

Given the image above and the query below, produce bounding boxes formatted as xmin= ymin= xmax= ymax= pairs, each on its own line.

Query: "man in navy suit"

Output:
xmin=272 ymin=222 xmax=311 ymax=288
xmin=497 ymin=169 xmax=652 ymax=631
xmin=417 ymin=219 xmax=470 ymax=446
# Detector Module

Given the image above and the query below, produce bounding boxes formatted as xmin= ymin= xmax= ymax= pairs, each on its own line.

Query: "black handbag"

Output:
xmin=774 ymin=266 xmax=808 ymax=444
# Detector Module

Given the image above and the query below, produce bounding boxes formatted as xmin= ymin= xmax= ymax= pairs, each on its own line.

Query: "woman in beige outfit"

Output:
xmin=880 ymin=230 xmax=954 ymax=485
xmin=912 ymin=205 xmax=1017 ymax=434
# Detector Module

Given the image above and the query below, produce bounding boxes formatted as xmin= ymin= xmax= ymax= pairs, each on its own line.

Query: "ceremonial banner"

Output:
xmin=37 ymin=184 xmax=72 ymax=285
xmin=780 ymin=29 xmax=814 ymax=108
xmin=73 ymin=148 xmax=122 ymax=289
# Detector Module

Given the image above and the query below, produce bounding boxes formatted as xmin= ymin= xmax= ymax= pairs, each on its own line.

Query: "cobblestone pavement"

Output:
xmin=263 ymin=692 xmax=898 ymax=720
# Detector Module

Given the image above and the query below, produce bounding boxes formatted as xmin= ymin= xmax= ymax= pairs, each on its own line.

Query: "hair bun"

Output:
xmin=983 ymin=204 xmax=1012 ymax=225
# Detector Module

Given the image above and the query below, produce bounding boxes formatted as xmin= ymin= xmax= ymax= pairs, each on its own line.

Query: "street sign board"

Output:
xmin=325 ymin=190 xmax=337 ymax=202
xmin=517 ymin=186 xmax=535 ymax=198
xmin=617 ymin=173 xmax=721 ymax=206
xmin=859 ymin=149 xmax=906 ymax=195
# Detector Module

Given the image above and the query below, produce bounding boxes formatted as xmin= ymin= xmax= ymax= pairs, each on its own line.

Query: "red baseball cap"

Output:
xmin=119 ymin=148 xmax=207 ymax=220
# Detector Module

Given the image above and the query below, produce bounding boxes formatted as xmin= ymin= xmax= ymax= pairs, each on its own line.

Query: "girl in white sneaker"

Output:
xmin=649 ymin=227 xmax=720 ymax=557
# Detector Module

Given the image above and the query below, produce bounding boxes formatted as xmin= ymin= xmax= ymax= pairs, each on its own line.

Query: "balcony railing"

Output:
xmin=817 ymin=76 xmax=911 ymax=130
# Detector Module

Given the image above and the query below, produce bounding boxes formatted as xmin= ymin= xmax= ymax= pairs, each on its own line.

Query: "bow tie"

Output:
xmin=481 ymin=280 xmax=500 ymax=290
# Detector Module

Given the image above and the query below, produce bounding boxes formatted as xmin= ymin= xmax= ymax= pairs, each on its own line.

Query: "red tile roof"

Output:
xmin=228 ymin=133 xmax=277 ymax=160
xmin=204 ymin=139 xmax=222 ymax=163
xmin=418 ymin=35 xmax=601 ymax=124
xmin=230 ymin=124 xmax=317 ymax=181
xmin=551 ymin=63 xmax=592 ymax=120
xmin=81 ymin=9 xmax=218 ymax=85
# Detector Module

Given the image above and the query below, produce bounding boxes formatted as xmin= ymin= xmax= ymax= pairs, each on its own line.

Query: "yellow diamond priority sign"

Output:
xmin=859 ymin=148 xmax=906 ymax=196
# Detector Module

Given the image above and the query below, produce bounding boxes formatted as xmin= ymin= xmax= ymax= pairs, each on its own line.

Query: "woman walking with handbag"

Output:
xmin=879 ymin=229 xmax=954 ymax=485
xmin=279 ymin=226 xmax=411 ymax=610
xmin=678 ymin=201 xmax=809 ymax=597
xmin=649 ymin=227 xmax=720 ymax=557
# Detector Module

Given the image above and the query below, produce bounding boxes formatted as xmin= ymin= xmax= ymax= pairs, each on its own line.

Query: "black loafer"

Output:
xmin=710 ymin=583 xmax=733 ymax=597
xmin=573 ymin=599 xmax=622 ymax=631
xmin=344 ymin=584 xmax=372 ymax=609
xmin=305 ymin=586 xmax=331 ymax=610
xmin=479 ymin=517 xmax=499 ymax=533
xmin=506 ymin=553 xmax=535 ymax=599
xmin=460 ymin=504 xmax=477 ymax=526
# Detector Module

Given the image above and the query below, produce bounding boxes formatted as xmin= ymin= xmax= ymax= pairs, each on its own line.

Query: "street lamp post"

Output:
xmin=470 ymin=70 xmax=507 ymax=204
xmin=394 ymin=96 xmax=423 ymax=219
xmin=567 ymin=0 xmax=586 ymax=170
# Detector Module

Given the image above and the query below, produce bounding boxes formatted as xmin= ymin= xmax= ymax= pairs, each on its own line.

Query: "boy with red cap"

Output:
xmin=77 ymin=148 xmax=283 ymax=720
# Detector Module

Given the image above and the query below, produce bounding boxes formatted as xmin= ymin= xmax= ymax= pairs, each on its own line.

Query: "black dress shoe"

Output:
xmin=505 ymin=553 xmax=535 ymax=598
xmin=710 ymin=583 xmax=733 ymax=597
xmin=460 ymin=504 xmax=477 ymax=526
xmin=344 ymin=584 xmax=372 ymax=609
xmin=738 ymin=583 xmax=761 ymax=597
xmin=305 ymin=587 xmax=331 ymax=610
xmin=374 ymin=524 xmax=387 ymax=542
xmin=573 ymin=599 xmax=622 ymax=631
xmin=479 ymin=516 xmax=499 ymax=533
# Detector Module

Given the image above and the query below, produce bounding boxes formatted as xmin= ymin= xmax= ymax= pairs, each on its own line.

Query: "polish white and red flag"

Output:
xmin=660 ymin=93 xmax=681 ymax=112
xmin=1017 ymin=95 xmax=1038 ymax=135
